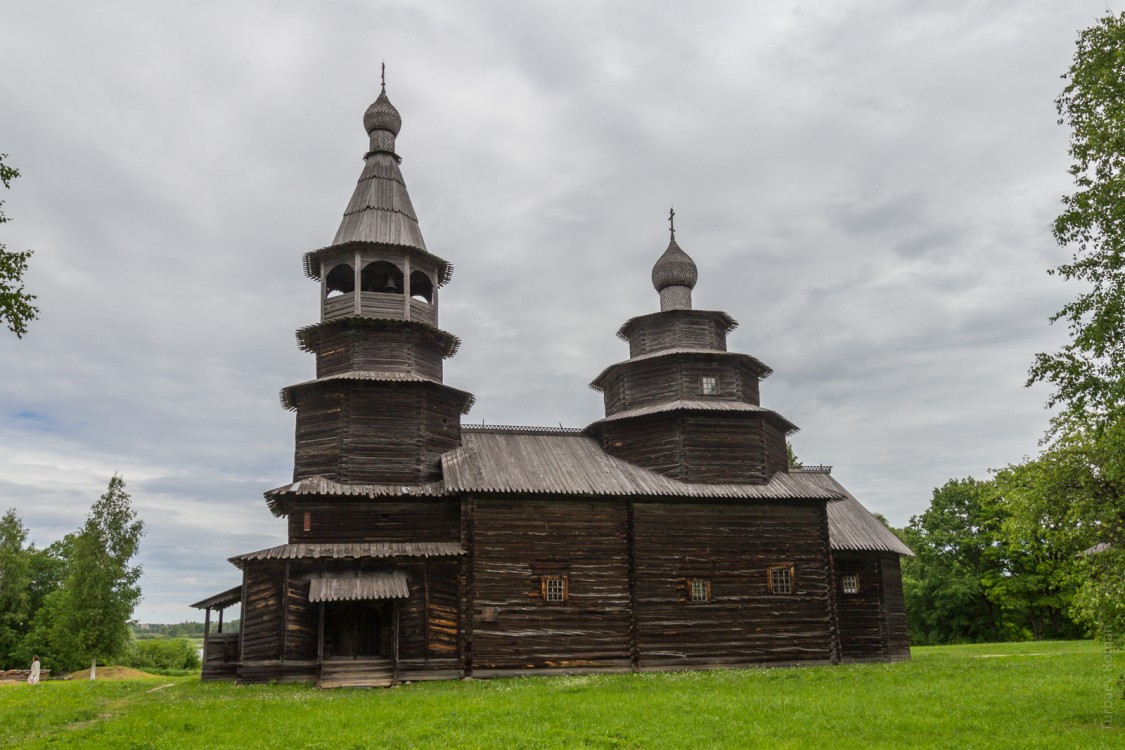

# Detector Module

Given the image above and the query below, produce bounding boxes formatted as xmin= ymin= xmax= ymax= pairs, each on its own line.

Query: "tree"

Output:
xmin=0 ymin=509 xmax=32 ymax=668
xmin=1024 ymin=11 xmax=1125 ymax=648
xmin=786 ymin=441 xmax=803 ymax=469
xmin=900 ymin=478 xmax=1017 ymax=644
xmin=15 ymin=535 xmax=76 ymax=669
xmin=0 ymin=154 xmax=37 ymax=338
xmin=51 ymin=476 xmax=143 ymax=677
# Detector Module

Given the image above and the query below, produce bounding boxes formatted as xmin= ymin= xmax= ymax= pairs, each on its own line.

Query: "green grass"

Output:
xmin=1 ymin=641 xmax=1121 ymax=749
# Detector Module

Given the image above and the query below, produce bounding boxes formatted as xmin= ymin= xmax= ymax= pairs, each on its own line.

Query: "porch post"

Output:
xmin=317 ymin=602 xmax=325 ymax=663
xmin=217 ymin=608 xmax=224 ymax=634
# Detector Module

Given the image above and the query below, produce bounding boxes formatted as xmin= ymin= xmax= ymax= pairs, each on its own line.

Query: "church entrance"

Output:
xmin=323 ymin=601 xmax=392 ymax=659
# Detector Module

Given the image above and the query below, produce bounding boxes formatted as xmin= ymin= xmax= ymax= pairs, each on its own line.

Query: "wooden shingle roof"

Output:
xmin=794 ymin=468 xmax=914 ymax=556
xmin=230 ymin=541 xmax=464 ymax=568
xmin=443 ymin=428 xmax=838 ymax=500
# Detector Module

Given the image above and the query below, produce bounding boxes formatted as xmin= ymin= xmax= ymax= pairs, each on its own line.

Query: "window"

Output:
xmin=542 ymin=575 xmax=568 ymax=603
xmin=841 ymin=574 xmax=859 ymax=594
xmin=480 ymin=606 xmax=499 ymax=623
xmin=302 ymin=512 xmax=311 ymax=532
xmin=768 ymin=565 xmax=794 ymax=594
xmin=700 ymin=375 xmax=718 ymax=396
xmin=688 ymin=578 xmax=711 ymax=603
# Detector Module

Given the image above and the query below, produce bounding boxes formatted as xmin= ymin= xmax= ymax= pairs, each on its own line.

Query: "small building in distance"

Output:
xmin=192 ymin=82 xmax=913 ymax=687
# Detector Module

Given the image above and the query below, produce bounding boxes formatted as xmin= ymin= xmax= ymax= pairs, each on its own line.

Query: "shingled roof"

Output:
xmin=794 ymin=468 xmax=914 ymax=556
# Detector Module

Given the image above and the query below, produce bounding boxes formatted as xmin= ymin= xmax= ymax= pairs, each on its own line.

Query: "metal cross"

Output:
xmin=669 ymin=205 xmax=676 ymax=237
xmin=381 ymin=62 xmax=386 ymax=91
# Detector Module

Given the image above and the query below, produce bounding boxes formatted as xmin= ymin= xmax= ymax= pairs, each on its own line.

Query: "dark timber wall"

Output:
xmin=466 ymin=497 xmax=632 ymax=675
xmin=832 ymin=552 xmax=911 ymax=661
xmin=313 ymin=323 xmax=446 ymax=381
xmin=287 ymin=500 xmax=460 ymax=543
xmin=625 ymin=313 xmax=729 ymax=357
xmin=633 ymin=501 xmax=836 ymax=667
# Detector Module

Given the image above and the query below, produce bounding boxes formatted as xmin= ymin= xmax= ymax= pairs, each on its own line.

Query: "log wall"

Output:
xmin=832 ymin=552 xmax=885 ymax=660
xmin=467 ymin=497 xmax=632 ymax=673
xmin=240 ymin=564 xmax=284 ymax=662
xmin=314 ymin=324 xmax=445 ymax=381
xmin=633 ymin=500 xmax=835 ymax=667
xmin=601 ymin=357 xmax=762 ymax=415
xmin=626 ymin=313 xmax=728 ymax=357
xmin=880 ymin=553 xmax=911 ymax=659
xmin=288 ymin=500 xmax=461 ymax=543
xmin=293 ymin=383 xmax=464 ymax=484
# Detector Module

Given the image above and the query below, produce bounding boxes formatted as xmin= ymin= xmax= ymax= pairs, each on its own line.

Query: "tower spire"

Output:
xmin=668 ymin=205 xmax=676 ymax=238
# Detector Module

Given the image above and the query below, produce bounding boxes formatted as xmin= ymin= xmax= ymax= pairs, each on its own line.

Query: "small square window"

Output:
xmin=688 ymin=578 xmax=711 ymax=603
xmin=701 ymin=376 xmax=718 ymax=396
xmin=542 ymin=575 xmax=568 ymax=603
xmin=768 ymin=565 xmax=794 ymax=594
xmin=842 ymin=574 xmax=859 ymax=594
xmin=480 ymin=606 xmax=499 ymax=623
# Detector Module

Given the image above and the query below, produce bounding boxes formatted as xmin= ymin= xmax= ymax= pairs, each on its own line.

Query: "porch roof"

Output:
xmin=309 ymin=571 xmax=410 ymax=602
xmin=229 ymin=541 xmax=465 ymax=568
xmin=189 ymin=585 xmax=243 ymax=611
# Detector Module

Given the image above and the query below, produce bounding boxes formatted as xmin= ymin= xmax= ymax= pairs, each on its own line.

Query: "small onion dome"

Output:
xmin=363 ymin=88 xmax=402 ymax=136
xmin=651 ymin=236 xmax=698 ymax=292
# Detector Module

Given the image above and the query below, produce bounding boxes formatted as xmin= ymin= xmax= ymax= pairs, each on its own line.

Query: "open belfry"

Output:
xmin=192 ymin=80 xmax=913 ymax=687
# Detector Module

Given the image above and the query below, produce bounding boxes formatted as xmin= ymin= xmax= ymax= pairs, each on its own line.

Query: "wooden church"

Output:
xmin=192 ymin=82 xmax=913 ymax=687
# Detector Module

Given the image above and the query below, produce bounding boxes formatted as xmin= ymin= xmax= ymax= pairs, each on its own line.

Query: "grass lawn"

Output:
xmin=1 ymin=640 xmax=1121 ymax=749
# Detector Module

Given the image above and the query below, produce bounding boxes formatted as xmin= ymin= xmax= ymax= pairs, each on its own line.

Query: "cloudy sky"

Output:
xmin=0 ymin=1 xmax=1108 ymax=622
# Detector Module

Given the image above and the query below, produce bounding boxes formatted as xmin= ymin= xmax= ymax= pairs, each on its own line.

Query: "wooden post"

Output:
xmin=204 ymin=607 xmax=211 ymax=638
xmin=217 ymin=608 xmax=224 ymax=634
xmin=393 ymin=601 xmax=400 ymax=683
xmin=281 ymin=561 xmax=290 ymax=662
xmin=317 ymin=602 xmax=325 ymax=664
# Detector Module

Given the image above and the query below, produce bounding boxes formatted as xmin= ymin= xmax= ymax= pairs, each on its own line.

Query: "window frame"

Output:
xmin=700 ymin=375 xmax=719 ymax=396
xmin=841 ymin=573 xmax=859 ymax=595
xmin=686 ymin=577 xmax=712 ymax=603
xmin=541 ymin=575 xmax=569 ymax=603
xmin=767 ymin=564 xmax=795 ymax=595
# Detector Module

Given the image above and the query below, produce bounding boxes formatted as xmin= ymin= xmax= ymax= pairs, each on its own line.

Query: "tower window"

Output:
xmin=409 ymin=270 xmax=434 ymax=303
xmin=361 ymin=260 xmax=404 ymax=294
xmin=541 ymin=575 xmax=568 ymax=603
xmin=302 ymin=512 xmax=311 ymax=532
xmin=842 ymin=574 xmax=859 ymax=594
xmin=325 ymin=263 xmax=355 ymax=298
xmin=768 ymin=565 xmax=794 ymax=594
xmin=700 ymin=376 xmax=718 ymax=396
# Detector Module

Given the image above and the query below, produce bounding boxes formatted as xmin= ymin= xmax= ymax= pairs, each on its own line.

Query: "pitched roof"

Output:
xmin=442 ymin=429 xmax=839 ymax=501
xmin=793 ymin=469 xmax=914 ymax=556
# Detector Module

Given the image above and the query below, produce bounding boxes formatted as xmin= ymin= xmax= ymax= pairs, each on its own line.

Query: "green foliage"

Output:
xmin=0 ymin=509 xmax=32 ymax=668
xmin=0 ymin=154 xmax=37 ymax=338
xmin=50 ymin=475 xmax=144 ymax=671
xmin=124 ymin=638 xmax=200 ymax=671
xmin=1022 ymin=12 xmax=1125 ymax=648
xmin=0 ymin=642 xmax=1120 ymax=749
xmin=786 ymin=441 xmax=802 ymax=469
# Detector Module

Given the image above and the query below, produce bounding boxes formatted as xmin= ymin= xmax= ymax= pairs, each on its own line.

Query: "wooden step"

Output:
xmin=318 ymin=658 xmax=394 ymax=689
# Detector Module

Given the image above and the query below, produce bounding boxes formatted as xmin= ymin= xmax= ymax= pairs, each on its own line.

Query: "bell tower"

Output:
xmin=587 ymin=213 xmax=796 ymax=483
xmin=282 ymin=79 xmax=474 ymax=485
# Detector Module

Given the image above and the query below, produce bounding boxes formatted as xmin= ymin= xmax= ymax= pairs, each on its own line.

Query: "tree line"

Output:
xmin=896 ymin=12 xmax=1125 ymax=649
xmin=0 ymin=475 xmax=143 ymax=675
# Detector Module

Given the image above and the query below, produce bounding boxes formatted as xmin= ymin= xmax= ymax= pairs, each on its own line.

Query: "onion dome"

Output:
xmin=363 ymin=87 xmax=402 ymax=136
xmin=651 ymin=236 xmax=698 ymax=293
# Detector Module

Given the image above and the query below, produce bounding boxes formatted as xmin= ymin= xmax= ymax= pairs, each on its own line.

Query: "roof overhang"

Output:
xmin=230 ymin=541 xmax=465 ymax=569
xmin=309 ymin=571 xmax=409 ymax=602
xmin=190 ymin=585 xmax=243 ymax=611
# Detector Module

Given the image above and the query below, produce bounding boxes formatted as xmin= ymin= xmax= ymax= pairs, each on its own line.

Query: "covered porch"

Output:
xmin=190 ymin=585 xmax=242 ymax=681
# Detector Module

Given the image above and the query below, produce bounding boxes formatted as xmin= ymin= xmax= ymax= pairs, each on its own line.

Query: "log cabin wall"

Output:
xmin=594 ymin=415 xmax=683 ymax=479
xmin=678 ymin=414 xmax=771 ymax=484
xmin=625 ymin=313 xmax=729 ymax=357
xmin=600 ymin=356 xmax=762 ymax=415
xmin=287 ymin=500 xmax=461 ymax=543
xmin=467 ymin=496 xmax=632 ymax=675
xmin=633 ymin=500 xmax=835 ymax=667
xmin=832 ymin=552 xmax=885 ymax=660
xmin=240 ymin=563 xmax=284 ymax=662
xmin=880 ymin=553 xmax=911 ymax=658
xmin=313 ymin=323 xmax=446 ymax=381
xmin=293 ymin=383 xmax=464 ymax=484
xmin=283 ymin=567 xmax=318 ymax=661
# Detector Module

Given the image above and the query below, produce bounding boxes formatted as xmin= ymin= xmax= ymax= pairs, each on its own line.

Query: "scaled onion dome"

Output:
xmin=651 ymin=235 xmax=699 ymax=293
xmin=363 ymin=87 xmax=402 ymax=136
